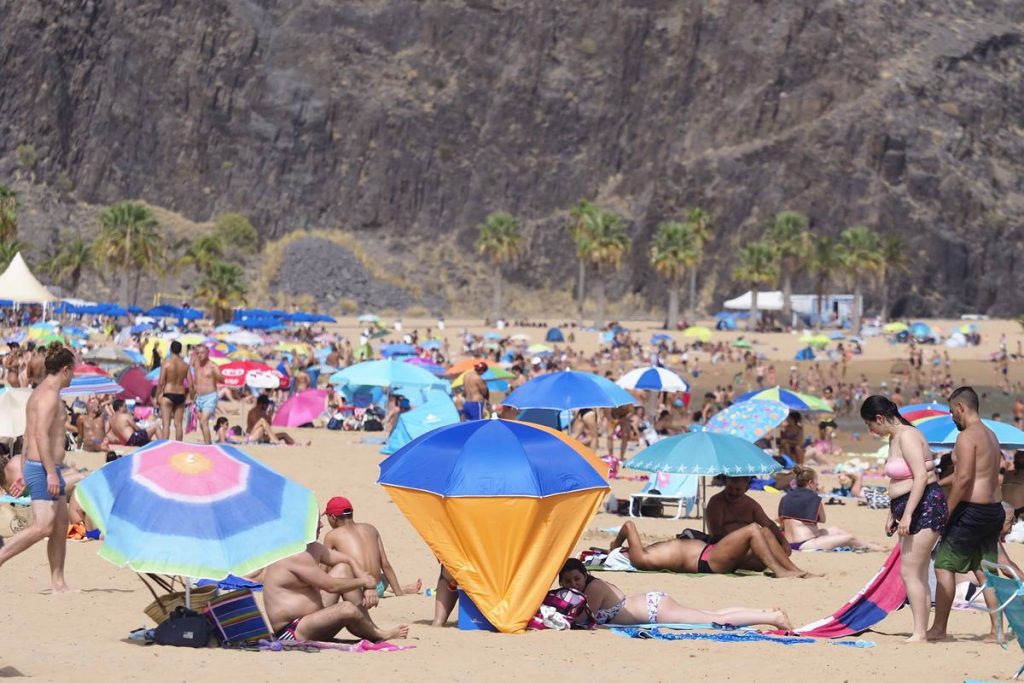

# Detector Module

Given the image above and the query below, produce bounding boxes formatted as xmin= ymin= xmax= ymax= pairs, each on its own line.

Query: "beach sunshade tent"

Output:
xmin=918 ymin=416 xmax=1024 ymax=450
xmin=503 ymin=370 xmax=636 ymax=411
xmin=0 ymin=388 xmax=31 ymax=438
xmin=544 ymin=328 xmax=565 ymax=342
xmin=330 ymin=360 xmax=449 ymax=392
xmin=616 ymin=367 xmax=690 ymax=393
xmin=378 ymin=419 xmax=609 ymax=633
xmin=682 ymin=326 xmax=712 ymax=342
xmin=61 ymin=374 xmax=125 ymax=397
xmin=380 ymin=394 xmax=461 ymax=455
xmin=0 ymin=253 xmax=56 ymax=303
xmin=272 ymin=389 xmax=328 ymax=428
xmin=705 ymin=400 xmax=790 ymax=443
xmin=733 ymin=386 xmax=831 ymax=412
xmin=75 ymin=441 xmax=317 ymax=579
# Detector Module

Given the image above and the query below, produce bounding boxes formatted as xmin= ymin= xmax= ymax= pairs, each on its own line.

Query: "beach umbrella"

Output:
xmin=85 ymin=346 xmax=137 ymax=365
xmin=329 ymin=359 xmax=449 ymax=391
xmin=122 ymin=349 xmax=145 ymax=365
xmin=404 ymin=357 xmax=446 ymax=376
xmin=75 ymin=441 xmax=317 ymax=580
xmin=509 ymin=334 xmax=530 ymax=343
xmin=61 ymin=374 xmax=125 ymax=397
xmin=451 ymin=366 xmax=515 ymax=389
xmin=381 ymin=343 xmax=417 ymax=358
xmin=484 ymin=332 xmax=503 ymax=341
xmin=357 ymin=313 xmax=380 ymax=323
xmin=800 ymin=333 xmax=831 ymax=349
xmin=733 ymin=385 xmax=831 ymax=412
xmin=420 ymin=339 xmax=442 ymax=351
xmin=130 ymin=322 xmax=154 ymax=335
xmin=900 ymin=402 xmax=949 ymax=423
xmin=827 ymin=331 xmax=846 ymax=340
xmin=63 ymin=326 xmax=90 ymax=339
xmin=527 ymin=344 xmax=553 ymax=355
xmin=75 ymin=363 xmax=110 ymax=377
xmin=705 ymin=400 xmax=790 ymax=443
xmin=145 ymin=366 xmax=161 ymax=381
xmin=214 ymin=323 xmax=241 ymax=334
xmin=918 ymin=417 xmax=1024 ymax=450
xmin=650 ymin=333 xmax=672 ymax=345
xmin=883 ymin=322 xmax=908 ymax=333
xmin=682 ymin=326 xmax=712 ymax=342
xmin=616 ymin=366 xmax=690 ymax=393
xmin=219 ymin=360 xmax=283 ymax=389
xmin=314 ymin=332 xmax=338 ymax=344
xmin=224 ymin=331 xmax=264 ymax=346
xmin=732 ymin=338 xmax=753 ymax=349
xmin=445 ymin=358 xmax=503 ymax=377
xmin=378 ymin=419 xmax=608 ymax=633
xmin=629 ymin=431 xmax=782 ymax=477
xmin=275 ymin=341 xmax=312 ymax=356
xmin=228 ymin=348 xmax=262 ymax=361
xmin=116 ymin=367 xmax=155 ymax=405
xmin=272 ymin=389 xmax=328 ymax=428
xmin=503 ymin=370 xmax=636 ymax=411
xmin=0 ymin=388 xmax=31 ymax=438
xmin=910 ymin=322 xmax=931 ymax=340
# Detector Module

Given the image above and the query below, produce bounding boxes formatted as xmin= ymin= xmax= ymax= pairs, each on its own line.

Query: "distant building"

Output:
xmin=723 ymin=291 xmax=859 ymax=327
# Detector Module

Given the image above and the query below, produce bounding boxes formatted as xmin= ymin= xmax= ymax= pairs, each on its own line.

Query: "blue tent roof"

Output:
xmin=380 ymin=394 xmax=461 ymax=455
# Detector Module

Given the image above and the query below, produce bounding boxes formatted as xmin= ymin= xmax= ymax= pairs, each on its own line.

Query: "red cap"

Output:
xmin=324 ymin=496 xmax=353 ymax=516
xmin=474 ymin=362 xmax=488 ymax=374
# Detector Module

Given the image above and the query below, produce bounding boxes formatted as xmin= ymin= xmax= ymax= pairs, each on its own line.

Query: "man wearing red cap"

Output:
xmin=323 ymin=496 xmax=421 ymax=601
xmin=461 ymin=362 xmax=489 ymax=420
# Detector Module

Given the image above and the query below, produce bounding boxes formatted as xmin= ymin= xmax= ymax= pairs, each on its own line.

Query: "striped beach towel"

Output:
xmin=204 ymin=589 xmax=271 ymax=645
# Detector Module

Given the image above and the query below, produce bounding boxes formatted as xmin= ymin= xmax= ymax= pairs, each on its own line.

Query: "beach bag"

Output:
xmin=326 ymin=414 xmax=344 ymax=430
xmin=154 ymin=606 xmax=217 ymax=647
xmin=204 ymin=589 xmax=271 ymax=647
xmin=527 ymin=588 xmax=594 ymax=631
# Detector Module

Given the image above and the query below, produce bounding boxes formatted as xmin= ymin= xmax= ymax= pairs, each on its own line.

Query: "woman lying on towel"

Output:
xmin=558 ymin=559 xmax=792 ymax=630
xmin=778 ymin=466 xmax=882 ymax=552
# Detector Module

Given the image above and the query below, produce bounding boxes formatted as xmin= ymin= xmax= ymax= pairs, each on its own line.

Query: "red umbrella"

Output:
xmin=115 ymin=367 xmax=155 ymax=405
xmin=76 ymin=364 xmax=110 ymax=377
xmin=272 ymin=389 xmax=328 ymax=428
xmin=220 ymin=361 xmax=287 ymax=389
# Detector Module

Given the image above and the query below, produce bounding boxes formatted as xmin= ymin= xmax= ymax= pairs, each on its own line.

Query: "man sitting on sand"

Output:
xmin=246 ymin=395 xmax=297 ymax=445
xmin=321 ymin=496 xmax=421 ymax=599
xmin=77 ymin=397 xmax=108 ymax=452
xmin=607 ymin=520 xmax=814 ymax=578
xmin=262 ymin=532 xmax=409 ymax=643
xmin=105 ymin=399 xmax=157 ymax=448
xmin=706 ymin=476 xmax=792 ymax=569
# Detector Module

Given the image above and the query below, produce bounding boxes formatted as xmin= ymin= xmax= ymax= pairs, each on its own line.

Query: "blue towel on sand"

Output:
xmin=196 ymin=575 xmax=263 ymax=592
xmin=611 ymin=627 xmax=814 ymax=645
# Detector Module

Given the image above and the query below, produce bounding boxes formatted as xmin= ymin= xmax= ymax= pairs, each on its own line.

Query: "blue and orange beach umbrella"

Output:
xmin=378 ymin=419 xmax=609 ymax=633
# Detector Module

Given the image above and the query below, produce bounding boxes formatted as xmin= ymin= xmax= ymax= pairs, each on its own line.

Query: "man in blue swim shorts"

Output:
xmin=190 ymin=345 xmax=224 ymax=445
xmin=0 ymin=344 xmax=76 ymax=592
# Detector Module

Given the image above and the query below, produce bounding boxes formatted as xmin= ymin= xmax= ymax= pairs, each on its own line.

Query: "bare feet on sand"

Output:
xmin=904 ymin=633 xmax=928 ymax=643
xmin=925 ymin=628 xmax=951 ymax=642
xmin=771 ymin=609 xmax=793 ymax=631
xmin=401 ymin=579 xmax=423 ymax=594
xmin=381 ymin=624 xmax=410 ymax=640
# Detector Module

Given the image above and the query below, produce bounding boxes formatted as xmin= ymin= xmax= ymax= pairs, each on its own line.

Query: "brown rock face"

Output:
xmin=1 ymin=1 xmax=1022 ymax=315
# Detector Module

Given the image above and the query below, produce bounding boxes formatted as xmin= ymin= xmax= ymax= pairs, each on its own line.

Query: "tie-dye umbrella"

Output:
xmin=378 ymin=419 xmax=608 ymax=633
xmin=705 ymin=399 xmax=789 ymax=443
xmin=75 ymin=441 xmax=317 ymax=579
xmin=733 ymin=385 xmax=831 ymax=412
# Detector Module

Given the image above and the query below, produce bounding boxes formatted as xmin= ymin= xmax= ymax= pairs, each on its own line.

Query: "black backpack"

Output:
xmin=154 ymin=607 xmax=216 ymax=648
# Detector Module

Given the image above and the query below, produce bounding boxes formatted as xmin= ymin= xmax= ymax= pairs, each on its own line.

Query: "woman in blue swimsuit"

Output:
xmin=558 ymin=560 xmax=792 ymax=630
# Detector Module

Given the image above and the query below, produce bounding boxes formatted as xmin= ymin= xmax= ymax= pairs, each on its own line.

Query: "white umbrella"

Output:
xmin=225 ymin=331 xmax=264 ymax=346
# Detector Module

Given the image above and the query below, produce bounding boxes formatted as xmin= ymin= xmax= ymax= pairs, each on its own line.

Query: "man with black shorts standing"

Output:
xmin=929 ymin=386 xmax=1004 ymax=641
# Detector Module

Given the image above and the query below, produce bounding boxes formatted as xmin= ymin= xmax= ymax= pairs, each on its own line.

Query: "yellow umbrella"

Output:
xmin=229 ymin=349 xmax=262 ymax=361
xmin=683 ymin=326 xmax=712 ymax=342
xmin=883 ymin=322 xmax=908 ymax=333
xmin=276 ymin=342 xmax=312 ymax=356
xmin=451 ymin=367 xmax=515 ymax=389
xmin=142 ymin=337 xmax=172 ymax=361
xmin=173 ymin=334 xmax=209 ymax=348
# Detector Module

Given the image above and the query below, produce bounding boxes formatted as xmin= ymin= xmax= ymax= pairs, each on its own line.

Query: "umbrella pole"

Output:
xmin=185 ymin=579 xmax=191 ymax=610
xmin=701 ymin=477 xmax=707 ymax=533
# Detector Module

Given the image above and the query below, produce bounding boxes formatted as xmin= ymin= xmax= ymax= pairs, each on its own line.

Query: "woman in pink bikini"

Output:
xmin=861 ymin=395 xmax=948 ymax=642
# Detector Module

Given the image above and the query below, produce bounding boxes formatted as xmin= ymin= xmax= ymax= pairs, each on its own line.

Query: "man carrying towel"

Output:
xmin=929 ymin=386 xmax=1005 ymax=641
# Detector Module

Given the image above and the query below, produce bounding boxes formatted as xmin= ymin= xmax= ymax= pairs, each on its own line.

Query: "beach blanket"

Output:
xmin=779 ymin=546 xmax=905 ymax=638
xmin=611 ymin=627 xmax=814 ymax=646
xmin=258 ymin=639 xmax=413 ymax=653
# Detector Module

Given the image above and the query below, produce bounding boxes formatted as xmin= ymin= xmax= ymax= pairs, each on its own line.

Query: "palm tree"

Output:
xmin=43 ymin=234 xmax=93 ymax=295
xmin=0 ymin=185 xmax=17 ymax=244
xmin=732 ymin=241 xmax=779 ymax=331
xmin=475 ymin=211 xmax=523 ymax=321
xmin=196 ymin=260 xmax=247 ymax=324
xmin=94 ymin=201 xmax=164 ymax=306
xmin=765 ymin=211 xmax=809 ymax=327
xmin=877 ymin=234 xmax=910 ymax=322
xmin=650 ymin=221 xmax=699 ymax=330
xmin=586 ymin=209 xmax=630 ymax=329
xmin=808 ymin=235 xmax=841 ymax=329
xmin=0 ymin=240 xmax=30 ymax=271
xmin=182 ymin=233 xmax=226 ymax=275
xmin=567 ymin=200 xmax=597 ymax=327
xmin=838 ymin=226 xmax=883 ymax=335
xmin=686 ymin=207 xmax=713 ymax=316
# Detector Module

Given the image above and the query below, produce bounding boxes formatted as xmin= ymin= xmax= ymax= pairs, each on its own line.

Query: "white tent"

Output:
xmin=0 ymin=253 xmax=55 ymax=303
xmin=723 ymin=290 xmax=784 ymax=311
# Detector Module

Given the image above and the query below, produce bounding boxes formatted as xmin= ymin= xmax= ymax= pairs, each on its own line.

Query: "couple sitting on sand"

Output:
xmin=258 ymin=496 xmax=420 ymax=643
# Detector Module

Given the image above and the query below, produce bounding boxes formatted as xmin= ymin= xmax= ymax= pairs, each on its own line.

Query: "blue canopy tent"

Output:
xmin=794 ymin=346 xmax=815 ymax=361
xmin=380 ymin=393 xmax=461 ymax=455
xmin=545 ymin=328 xmax=565 ymax=343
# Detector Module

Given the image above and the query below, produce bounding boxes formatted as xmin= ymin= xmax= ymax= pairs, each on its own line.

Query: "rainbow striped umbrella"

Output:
xmin=733 ymin=386 xmax=831 ymax=412
xmin=75 ymin=441 xmax=317 ymax=579
xmin=61 ymin=374 xmax=124 ymax=397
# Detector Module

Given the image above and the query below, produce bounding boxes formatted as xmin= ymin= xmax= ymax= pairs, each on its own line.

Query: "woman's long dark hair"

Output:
xmin=559 ymin=558 xmax=594 ymax=586
xmin=859 ymin=395 xmax=912 ymax=426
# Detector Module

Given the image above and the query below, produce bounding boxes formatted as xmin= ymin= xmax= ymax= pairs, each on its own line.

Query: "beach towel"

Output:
xmin=779 ymin=546 xmax=905 ymax=638
xmin=258 ymin=639 xmax=413 ymax=653
xmin=611 ymin=627 xmax=815 ymax=646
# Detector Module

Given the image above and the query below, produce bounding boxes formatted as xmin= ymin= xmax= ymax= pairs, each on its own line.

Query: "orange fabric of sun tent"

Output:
xmin=378 ymin=419 xmax=608 ymax=633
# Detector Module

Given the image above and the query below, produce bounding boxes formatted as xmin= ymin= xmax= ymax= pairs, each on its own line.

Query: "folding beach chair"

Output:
xmin=975 ymin=561 xmax=1024 ymax=679
xmin=629 ymin=471 xmax=699 ymax=520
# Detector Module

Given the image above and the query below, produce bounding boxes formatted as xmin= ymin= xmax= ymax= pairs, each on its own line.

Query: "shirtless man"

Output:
xmin=706 ymin=476 xmax=791 ymax=570
xmin=4 ymin=344 xmax=21 ymax=387
xmin=26 ymin=345 xmax=45 ymax=387
xmin=77 ymin=397 xmax=108 ymax=452
xmin=189 ymin=345 xmax=223 ymax=444
xmin=0 ymin=344 xmax=76 ymax=591
xmin=246 ymin=395 xmax=297 ymax=445
xmin=461 ymin=362 xmax=489 ymax=421
xmin=929 ymin=386 xmax=1005 ymax=641
xmin=106 ymin=399 xmax=157 ymax=447
xmin=321 ymin=496 xmax=420 ymax=599
xmin=156 ymin=341 xmax=188 ymax=440
xmin=1014 ymin=398 xmax=1024 ymax=430
xmin=262 ymin=538 xmax=409 ymax=643
xmin=609 ymin=520 xmax=812 ymax=578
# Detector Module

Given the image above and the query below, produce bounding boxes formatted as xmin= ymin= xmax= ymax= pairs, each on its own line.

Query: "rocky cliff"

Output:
xmin=1 ymin=0 xmax=1022 ymax=315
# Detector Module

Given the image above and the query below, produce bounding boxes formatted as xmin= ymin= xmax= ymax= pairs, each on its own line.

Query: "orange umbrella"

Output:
xmin=444 ymin=358 xmax=503 ymax=377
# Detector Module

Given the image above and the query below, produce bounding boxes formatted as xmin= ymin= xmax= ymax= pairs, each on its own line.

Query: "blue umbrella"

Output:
xmin=705 ymin=400 xmax=790 ymax=443
xmin=145 ymin=367 xmax=161 ymax=381
xmin=628 ymin=431 xmax=782 ymax=477
xmin=381 ymin=343 xmax=417 ymax=358
xmin=421 ymin=339 xmax=443 ymax=350
xmin=910 ymin=322 xmax=931 ymax=340
xmin=75 ymin=441 xmax=317 ymax=579
xmin=650 ymin=333 xmax=672 ymax=345
xmin=328 ymin=359 xmax=449 ymax=391
xmin=484 ymin=332 xmax=503 ymax=341
xmin=733 ymin=386 xmax=831 ymax=412
xmin=616 ymin=367 xmax=689 ymax=392
xmin=130 ymin=322 xmax=154 ymax=334
xmin=918 ymin=417 xmax=1024 ymax=450
xmin=503 ymin=370 xmax=636 ymax=411
xmin=215 ymin=323 xmax=242 ymax=333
